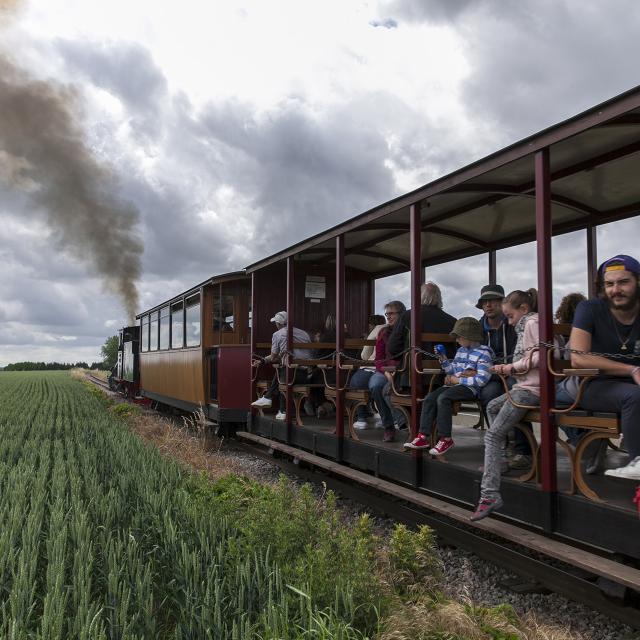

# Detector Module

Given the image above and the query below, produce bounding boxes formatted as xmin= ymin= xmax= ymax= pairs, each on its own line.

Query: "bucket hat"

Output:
xmin=475 ymin=284 xmax=505 ymax=309
xmin=451 ymin=317 xmax=483 ymax=343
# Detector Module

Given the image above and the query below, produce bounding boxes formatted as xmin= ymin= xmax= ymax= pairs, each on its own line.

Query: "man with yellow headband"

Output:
xmin=570 ymin=254 xmax=640 ymax=480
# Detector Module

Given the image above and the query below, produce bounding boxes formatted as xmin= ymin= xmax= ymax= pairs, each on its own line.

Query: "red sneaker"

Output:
xmin=429 ymin=438 xmax=454 ymax=456
xmin=403 ymin=434 xmax=430 ymax=450
xmin=470 ymin=496 xmax=503 ymax=521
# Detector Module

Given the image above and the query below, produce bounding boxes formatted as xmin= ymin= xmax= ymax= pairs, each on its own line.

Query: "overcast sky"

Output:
xmin=1 ymin=0 xmax=639 ymax=366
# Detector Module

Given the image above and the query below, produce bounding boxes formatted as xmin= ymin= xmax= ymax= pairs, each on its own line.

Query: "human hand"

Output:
xmin=492 ymin=364 xmax=512 ymax=375
xmin=445 ymin=375 xmax=459 ymax=385
xmin=631 ymin=366 xmax=640 ymax=386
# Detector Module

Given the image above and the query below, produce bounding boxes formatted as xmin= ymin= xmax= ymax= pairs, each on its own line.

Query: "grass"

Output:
xmin=0 ymin=371 xmax=587 ymax=639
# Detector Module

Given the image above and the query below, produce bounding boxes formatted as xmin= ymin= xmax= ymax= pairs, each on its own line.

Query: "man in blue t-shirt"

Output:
xmin=570 ymin=254 xmax=640 ymax=480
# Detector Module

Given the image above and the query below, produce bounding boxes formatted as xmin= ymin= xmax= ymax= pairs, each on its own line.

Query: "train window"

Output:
xmin=141 ymin=315 xmax=149 ymax=352
xmin=171 ymin=302 xmax=184 ymax=349
xmin=221 ymin=294 xmax=234 ymax=331
xmin=159 ymin=306 xmax=170 ymax=350
xmin=185 ymin=294 xmax=201 ymax=347
xmin=149 ymin=310 xmax=159 ymax=351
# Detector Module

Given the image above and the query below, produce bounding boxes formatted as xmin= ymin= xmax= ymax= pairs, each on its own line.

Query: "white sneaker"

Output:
xmin=252 ymin=396 xmax=272 ymax=408
xmin=353 ymin=420 xmax=369 ymax=430
xmin=275 ymin=411 xmax=286 ymax=421
xmin=604 ymin=456 xmax=640 ymax=480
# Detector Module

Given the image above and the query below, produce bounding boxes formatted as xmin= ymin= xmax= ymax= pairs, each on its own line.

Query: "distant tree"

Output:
xmin=90 ymin=361 xmax=104 ymax=370
xmin=101 ymin=335 xmax=119 ymax=370
xmin=4 ymin=361 xmax=75 ymax=371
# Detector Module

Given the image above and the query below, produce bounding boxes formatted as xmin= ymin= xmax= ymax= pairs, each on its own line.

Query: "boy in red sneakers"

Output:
xmin=404 ymin=317 xmax=493 ymax=455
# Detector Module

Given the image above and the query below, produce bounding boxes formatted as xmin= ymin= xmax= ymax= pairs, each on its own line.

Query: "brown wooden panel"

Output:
xmin=253 ymin=263 xmax=287 ymax=344
xmin=421 ymin=332 xmax=456 ymax=342
xmin=140 ymin=349 xmax=205 ymax=404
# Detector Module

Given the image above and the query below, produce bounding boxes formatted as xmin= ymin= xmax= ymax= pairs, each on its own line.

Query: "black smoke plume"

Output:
xmin=0 ymin=5 xmax=142 ymax=320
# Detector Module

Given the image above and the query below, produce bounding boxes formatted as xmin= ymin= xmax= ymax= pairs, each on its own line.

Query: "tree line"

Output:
xmin=1 ymin=336 xmax=119 ymax=372
xmin=2 ymin=362 xmax=106 ymax=372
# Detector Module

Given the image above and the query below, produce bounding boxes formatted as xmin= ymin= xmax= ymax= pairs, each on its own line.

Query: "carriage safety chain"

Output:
xmin=253 ymin=343 xmax=640 ymax=366
xmin=413 ymin=341 xmax=640 ymax=362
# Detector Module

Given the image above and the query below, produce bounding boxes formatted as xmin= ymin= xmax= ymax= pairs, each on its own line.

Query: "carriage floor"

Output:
xmin=255 ymin=406 xmax=636 ymax=514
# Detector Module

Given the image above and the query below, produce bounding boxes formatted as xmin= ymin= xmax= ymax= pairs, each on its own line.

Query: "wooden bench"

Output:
xmin=498 ymin=323 xmax=620 ymax=501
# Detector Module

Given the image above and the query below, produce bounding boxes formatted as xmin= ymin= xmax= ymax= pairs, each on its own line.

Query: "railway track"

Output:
xmin=236 ymin=431 xmax=640 ymax=630
xmin=87 ymin=374 xmax=111 ymax=390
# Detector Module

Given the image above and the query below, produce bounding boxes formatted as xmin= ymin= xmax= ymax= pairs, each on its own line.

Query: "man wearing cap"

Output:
xmin=570 ymin=254 xmax=640 ymax=480
xmin=251 ymin=311 xmax=313 ymax=420
xmin=476 ymin=284 xmax=517 ymax=399
xmin=405 ymin=317 xmax=493 ymax=455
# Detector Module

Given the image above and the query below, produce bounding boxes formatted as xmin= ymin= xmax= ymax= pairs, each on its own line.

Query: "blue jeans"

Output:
xmin=480 ymin=389 xmax=540 ymax=501
xmin=580 ymin=378 xmax=640 ymax=459
xmin=479 ymin=376 xmax=532 ymax=456
xmin=419 ymin=384 xmax=476 ymax=438
xmin=349 ymin=369 xmax=400 ymax=428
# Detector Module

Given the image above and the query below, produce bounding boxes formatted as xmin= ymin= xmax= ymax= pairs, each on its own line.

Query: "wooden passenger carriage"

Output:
xmin=136 ymin=271 xmax=252 ymax=424
xmin=246 ymin=86 xmax=640 ymax=561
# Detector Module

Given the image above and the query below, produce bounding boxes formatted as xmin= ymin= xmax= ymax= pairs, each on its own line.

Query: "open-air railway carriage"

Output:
xmin=246 ymin=85 xmax=640 ymax=564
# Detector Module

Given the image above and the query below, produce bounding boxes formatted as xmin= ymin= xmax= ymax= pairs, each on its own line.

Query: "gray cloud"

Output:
xmin=381 ymin=0 xmax=640 ymax=143
xmin=4 ymin=11 xmax=640 ymax=366
xmin=56 ymin=38 xmax=168 ymax=144
xmin=379 ymin=0 xmax=494 ymax=24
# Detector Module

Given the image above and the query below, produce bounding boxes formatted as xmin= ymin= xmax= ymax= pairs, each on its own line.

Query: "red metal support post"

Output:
xmin=335 ymin=236 xmax=345 ymax=459
xmin=410 ymin=204 xmax=422 ymax=440
xmin=250 ymin=272 xmax=257 ymax=425
xmin=535 ymin=148 xmax=557 ymax=499
xmin=586 ymin=224 xmax=598 ymax=298
xmin=488 ymin=249 xmax=497 ymax=285
xmin=286 ymin=257 xmax=294 ymax=436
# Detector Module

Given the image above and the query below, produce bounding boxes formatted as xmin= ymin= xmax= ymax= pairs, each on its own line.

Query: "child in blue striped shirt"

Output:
xmin=405 ymin=317 xmax=494 ymax=456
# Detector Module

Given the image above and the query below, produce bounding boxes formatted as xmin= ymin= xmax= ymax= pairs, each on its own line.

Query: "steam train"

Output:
xmin=109 ymin=86 xmax=640 ymax=598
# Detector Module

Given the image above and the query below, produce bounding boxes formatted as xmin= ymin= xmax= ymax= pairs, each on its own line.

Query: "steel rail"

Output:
xmin=235 ymin=438 xmax=640 ymax=630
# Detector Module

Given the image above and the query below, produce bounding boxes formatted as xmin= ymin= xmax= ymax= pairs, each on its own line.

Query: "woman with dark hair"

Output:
xmin=555 ymin=292 xmax=587 ymax=325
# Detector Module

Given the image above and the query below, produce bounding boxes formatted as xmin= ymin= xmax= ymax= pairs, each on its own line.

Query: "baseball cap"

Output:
xmin=598 ymin=255 xmax=640 ymax=276
xmin=270 ymin=311 xmax=287 ymax=324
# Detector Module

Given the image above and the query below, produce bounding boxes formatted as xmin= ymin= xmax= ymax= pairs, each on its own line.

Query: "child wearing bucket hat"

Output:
xmin=405 ymin=317 xmax=493 ymax=456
